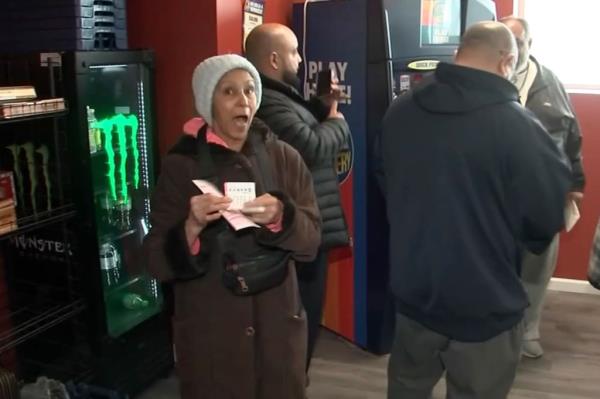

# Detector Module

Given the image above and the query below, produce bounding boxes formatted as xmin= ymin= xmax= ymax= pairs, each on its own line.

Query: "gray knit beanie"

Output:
xmin=192 ymin=54 xmax=262 ymax=127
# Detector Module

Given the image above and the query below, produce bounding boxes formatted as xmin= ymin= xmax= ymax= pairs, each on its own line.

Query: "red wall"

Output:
xmin=265 ymin=0 xmax=296 ymax=25
xmin=555 ymin=94 xmax=600 ymax=280
xmin=495 ymin=0 xmax=515 ymax=18
xmin=216 ymin=1 xmax=244 ymax=55
xmin=216 ymin=0 xmax=300 ymax=55
xmin=127 ymin=0 xmax=217 ymax=155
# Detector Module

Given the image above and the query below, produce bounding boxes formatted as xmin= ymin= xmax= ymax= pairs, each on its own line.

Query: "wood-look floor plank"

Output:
xmin=138 ymin=291 xmax=600 ymax=398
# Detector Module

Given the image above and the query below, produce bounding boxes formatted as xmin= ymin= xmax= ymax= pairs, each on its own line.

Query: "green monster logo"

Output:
xmin=94 ymin=114 xmax=140 ymax=203
xmin=5 ymin=142 xmax=52 ymax=214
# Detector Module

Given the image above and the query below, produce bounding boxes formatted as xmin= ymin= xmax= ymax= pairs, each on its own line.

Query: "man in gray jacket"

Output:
xmin=502 ymin=16 xmax=586 ymax=359
xmin=246 ymin=23 xmax=351 ymax=371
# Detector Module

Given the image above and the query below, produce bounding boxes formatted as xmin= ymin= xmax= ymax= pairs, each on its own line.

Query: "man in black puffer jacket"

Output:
xmin=246 ymin=23 xmax=350 ymax=371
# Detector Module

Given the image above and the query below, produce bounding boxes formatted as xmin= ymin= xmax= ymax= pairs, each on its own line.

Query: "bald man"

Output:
xmin=246 ymin=24 xmax=351 ymax=372
xmin=501 ymin=16 xmax=585 ymax=359
xmin=380 ymin=22 xmax=570 ymax=399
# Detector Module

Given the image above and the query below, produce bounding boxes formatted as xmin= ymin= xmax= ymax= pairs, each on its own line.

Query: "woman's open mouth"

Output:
xmin=233 ymin=115 xmax=250 ymax=127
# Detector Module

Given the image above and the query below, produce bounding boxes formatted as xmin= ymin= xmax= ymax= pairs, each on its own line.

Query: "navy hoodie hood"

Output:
xmin=414 ymin=62 xmax=519 ymax=114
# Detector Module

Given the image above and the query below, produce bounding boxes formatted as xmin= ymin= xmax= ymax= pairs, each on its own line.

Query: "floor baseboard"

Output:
xmin=548 ymin=277 xmax=600 ymax=295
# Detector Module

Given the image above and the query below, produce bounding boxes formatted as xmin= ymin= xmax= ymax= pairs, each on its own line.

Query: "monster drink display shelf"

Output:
xmin=0 ymin=130 xmax=76 ymax=240
xmin=0 ymin=109 xmax=68 ymax=124
xmin=63 ymin=50 xmax=163 ymax=339
xmin=0 ymin=57 xmax=76 ymax=240
xmin=0 ymin=99 xmax=66 ymax=120
xmin=0 ymin=53 xmax=85 ymax=380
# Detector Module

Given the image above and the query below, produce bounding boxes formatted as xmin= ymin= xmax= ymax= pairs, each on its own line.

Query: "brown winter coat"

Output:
xmin=142 ymin=119 xmax=321 ymax=399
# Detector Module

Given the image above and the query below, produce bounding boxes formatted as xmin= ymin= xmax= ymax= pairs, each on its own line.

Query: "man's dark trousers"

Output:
xmin=296 ymin=248 xmax=328 ymax=370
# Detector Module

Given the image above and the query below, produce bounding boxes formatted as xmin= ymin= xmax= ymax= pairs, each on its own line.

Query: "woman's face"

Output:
xmin=211 ymin=69 xmax=257 ymax=151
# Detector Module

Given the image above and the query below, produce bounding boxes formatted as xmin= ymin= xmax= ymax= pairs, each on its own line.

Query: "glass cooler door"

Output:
xmin=84 ymin=61 xmax=161 ymax=337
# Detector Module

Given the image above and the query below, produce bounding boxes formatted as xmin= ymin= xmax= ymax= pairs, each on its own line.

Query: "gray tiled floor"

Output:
xmin=138 ymin=291 xmax=600 ymax=398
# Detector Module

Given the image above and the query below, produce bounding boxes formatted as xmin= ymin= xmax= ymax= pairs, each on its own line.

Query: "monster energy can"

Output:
xmin=115 ymin=197 xmax=132 ymax=231
xmin=99 ymin=242 xmax=120 ymax=270
xmin=99 ymin=193 xmax=114 ymax=227
xmin=99 ymin=241 xmax=121 ymax=287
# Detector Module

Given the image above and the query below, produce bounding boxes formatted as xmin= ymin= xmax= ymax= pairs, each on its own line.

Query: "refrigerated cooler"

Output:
xmin=63 ymin=51 xmax=172 ymax=392
xmin=63 ymin=50 xmax=161 ymax=339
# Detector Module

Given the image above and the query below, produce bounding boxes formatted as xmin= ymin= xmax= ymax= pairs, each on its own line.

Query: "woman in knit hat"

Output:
xmin=142 ymin=54 xmax=321 ymax=399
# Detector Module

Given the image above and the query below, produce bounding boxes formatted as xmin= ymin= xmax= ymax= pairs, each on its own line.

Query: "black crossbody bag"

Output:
xmin=194 ymin=126 xmax=291 ymax=296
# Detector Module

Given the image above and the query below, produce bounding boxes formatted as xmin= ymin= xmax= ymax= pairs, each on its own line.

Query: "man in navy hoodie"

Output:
xmin=380 ymin=22 xmax=571 ymax=399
